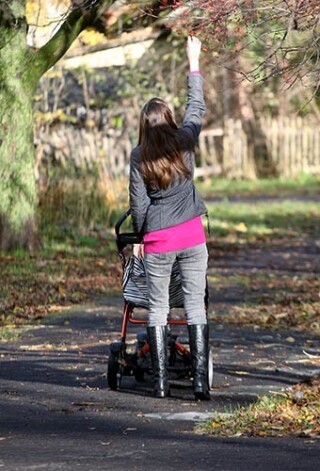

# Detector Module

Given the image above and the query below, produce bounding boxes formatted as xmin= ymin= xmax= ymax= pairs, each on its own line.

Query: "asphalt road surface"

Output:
xmin=1 ymin=301 xmax=319 ymax=471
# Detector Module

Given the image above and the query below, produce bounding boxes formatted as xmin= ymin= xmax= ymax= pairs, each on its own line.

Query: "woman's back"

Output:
xmin=129 ymin=72 xmax=206 ymax=235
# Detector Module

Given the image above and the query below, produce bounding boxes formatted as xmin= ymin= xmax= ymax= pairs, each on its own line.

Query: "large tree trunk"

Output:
xmin=0 ymin=0 xmax=114 ymax=251
xmin=0 ymin=2 xmax=39 ymax=251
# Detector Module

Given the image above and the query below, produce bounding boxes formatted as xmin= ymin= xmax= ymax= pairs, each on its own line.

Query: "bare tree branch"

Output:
xmin=159 ymin=0 xmax=320 ymax=90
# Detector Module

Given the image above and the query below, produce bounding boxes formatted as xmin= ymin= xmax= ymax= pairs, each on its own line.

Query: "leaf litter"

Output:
xmin=199 ymin=378 xmax=320 ymax=438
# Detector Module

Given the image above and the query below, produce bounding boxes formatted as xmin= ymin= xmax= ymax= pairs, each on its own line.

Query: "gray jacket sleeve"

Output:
xmin=182 ymin=74 xmax=206 ymax=144
xmin=129 ymin=148 xmax=150 ymax=234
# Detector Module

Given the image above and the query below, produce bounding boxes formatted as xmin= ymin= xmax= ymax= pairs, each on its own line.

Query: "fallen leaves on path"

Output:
xmin=209 ymin=301 xmax=320 ymax=334
xmin=199 ymin=379 xmax=320 ymax=438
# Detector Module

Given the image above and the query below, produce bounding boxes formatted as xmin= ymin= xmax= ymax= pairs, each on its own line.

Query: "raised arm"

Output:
xmin=182 ymin=37 xmax=206 ymax=143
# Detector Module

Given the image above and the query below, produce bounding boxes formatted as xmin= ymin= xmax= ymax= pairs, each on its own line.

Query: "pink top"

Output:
xmin=144 ymin=216 xmax=206 ymax=254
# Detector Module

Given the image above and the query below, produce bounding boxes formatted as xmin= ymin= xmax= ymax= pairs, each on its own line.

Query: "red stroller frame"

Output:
xmin=107 ymin=209 xmax=211 ymax=392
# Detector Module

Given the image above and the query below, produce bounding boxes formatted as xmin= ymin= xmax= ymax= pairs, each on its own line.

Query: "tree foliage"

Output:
xmin=161 ymin=1 xmax=320 ymax=91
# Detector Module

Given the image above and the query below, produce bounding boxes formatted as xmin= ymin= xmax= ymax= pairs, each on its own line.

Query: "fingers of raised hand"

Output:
xmin=187 ymin=36 xmax=202 ymax=58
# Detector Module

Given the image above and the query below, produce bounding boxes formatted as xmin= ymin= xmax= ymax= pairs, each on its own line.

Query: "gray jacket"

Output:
xmin=129 ymin=74 xmax=207 ymax=235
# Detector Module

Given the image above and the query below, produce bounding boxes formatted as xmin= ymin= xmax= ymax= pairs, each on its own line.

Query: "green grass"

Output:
xmin=1 ymin=262 xmax=39 ymax=277
xmin=0 ymin=326 xmax=22 ymax=342
xmin=207 ymin=199 xmax=320 ymax=240
xmin=41 ymin=232 xmax=117 ymax=258
xmin=197 ymin=175 xmax=320 ymax=199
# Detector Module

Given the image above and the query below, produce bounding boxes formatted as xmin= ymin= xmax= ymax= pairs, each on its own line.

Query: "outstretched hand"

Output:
xmin=187 ymin=36 xmax=202 ymax=72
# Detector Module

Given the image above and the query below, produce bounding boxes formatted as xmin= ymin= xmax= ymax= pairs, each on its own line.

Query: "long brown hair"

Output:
xmin=138 ymin=98 xmax=191 ymax=190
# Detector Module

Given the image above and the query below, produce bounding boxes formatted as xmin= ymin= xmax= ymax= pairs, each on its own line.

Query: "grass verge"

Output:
xmin=0 ymin=232 xmax=122 ymax=339
xmin=197 ymin=175 xmax=320 ymax=199
xmin=207 ymin=269 xmax=320 ymax=334
xmin=209 ymin=302 xmax=320 ymax=335
xmin=205 ymin=193 xmax=319 ymax=333
xmin=1 ymin=177 xmax=319 ymax=339
xmin=206 ymin=199 xmax=320 ymax=241
xmin=199 ymin=379 xmax=320 ymax=438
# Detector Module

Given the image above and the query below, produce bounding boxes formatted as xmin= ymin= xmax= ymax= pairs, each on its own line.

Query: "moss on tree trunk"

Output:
xmin=0 ymin=8 xmax=39 ymax=251
xmin=0 ymin=0 xmax=114 ymax=250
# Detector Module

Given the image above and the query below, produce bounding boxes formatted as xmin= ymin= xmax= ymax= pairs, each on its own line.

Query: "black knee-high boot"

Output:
xmin=188 ymin=324 xmax=211 ymax=401
xmin=147 ymin=325 xmax=170 ymax=398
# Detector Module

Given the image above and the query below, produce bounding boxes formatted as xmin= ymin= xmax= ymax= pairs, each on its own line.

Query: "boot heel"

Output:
xmin=147 ymin=326 xmax=170 ymax=399
xmin=194 ymin=390 xmax=210 ymax=401
xmin=155 ymin=377 xmax=170 ymax=398
xmin=188 ymin=324 xmax=211 ymax=402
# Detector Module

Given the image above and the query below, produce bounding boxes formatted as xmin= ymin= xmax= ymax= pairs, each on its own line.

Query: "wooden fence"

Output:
xmin=36 ymin=116 xmax=320 ymax=181
xmin=260 ymin=116 xmax=320 ymax=177
xmin=198 ymin=117 xmax=320 ymax=178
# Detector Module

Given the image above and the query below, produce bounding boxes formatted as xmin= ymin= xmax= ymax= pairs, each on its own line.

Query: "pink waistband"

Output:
xmin=144 ymin=216 xmax=206 ymax=253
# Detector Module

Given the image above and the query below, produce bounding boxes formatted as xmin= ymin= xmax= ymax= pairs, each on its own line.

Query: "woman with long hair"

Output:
xmin=129 ymin=36 xmax=210 ymax=401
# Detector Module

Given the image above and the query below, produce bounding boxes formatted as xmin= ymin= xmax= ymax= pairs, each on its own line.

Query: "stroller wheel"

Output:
xmin=208 ymin=348 xmax=214 ymax=389
xmin=107 ymin=352 xmax=121 ymax=390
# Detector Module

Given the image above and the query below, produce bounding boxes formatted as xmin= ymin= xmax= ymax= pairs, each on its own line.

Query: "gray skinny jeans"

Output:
xmin=144 ymin=243 xmax=208 ymax=327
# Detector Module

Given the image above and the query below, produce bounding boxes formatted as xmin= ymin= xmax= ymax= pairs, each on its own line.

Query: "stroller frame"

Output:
xmin=107 ymin=209 xmax=212 ymax=392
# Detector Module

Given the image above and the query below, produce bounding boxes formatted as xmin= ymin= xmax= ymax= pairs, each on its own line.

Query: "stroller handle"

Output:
xmin=115 ymin=208 xmax=131 ymax=237
xmin=115 ymin=208 xmax=142 ymax=251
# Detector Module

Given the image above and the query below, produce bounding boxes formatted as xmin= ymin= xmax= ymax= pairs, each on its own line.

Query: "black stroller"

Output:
xmin=107 ymin=209 xmax=213 ymax=393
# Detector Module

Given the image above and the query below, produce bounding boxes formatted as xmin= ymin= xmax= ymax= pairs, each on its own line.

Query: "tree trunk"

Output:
xmin=0 ymin=7 xmax=39 ymax=251
xmin=0 ymin=0 xmax=113 ymax=251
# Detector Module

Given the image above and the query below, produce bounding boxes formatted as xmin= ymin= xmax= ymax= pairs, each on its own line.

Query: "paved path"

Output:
xmin=0 ymin=298 xmax=319 ymax=471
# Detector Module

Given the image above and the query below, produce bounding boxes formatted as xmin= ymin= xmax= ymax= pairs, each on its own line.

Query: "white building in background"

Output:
xmin=62 ymin=33 xmax=157 ymax=69
xmin=27 ymin=2 xmax=158 ymax=69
